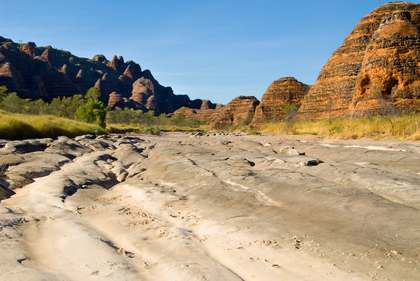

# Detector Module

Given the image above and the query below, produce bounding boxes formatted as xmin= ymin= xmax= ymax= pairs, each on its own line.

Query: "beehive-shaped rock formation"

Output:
xmin=210 ymin=96 xmax=259 ymax=130
xmin=296 ymin=2 xmax=420 ymax=119
xmin=252 ymin=77 xmax=310 ymax=126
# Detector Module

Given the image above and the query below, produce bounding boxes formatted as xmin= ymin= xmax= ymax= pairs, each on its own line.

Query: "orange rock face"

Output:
xmin=251 ymin=77 xmax=310 ymax=126
xmin=173 ymin=107 xmax=218 ymax=121
xmin=210 ymin=96 xmax=259 ymax=130
xmin=172 ymin=99 xmax=222 ymax=121
xmin=296 ymin=2 xmax=420 ymax=119
xmin=22 ymin=42 xmax=36 ymax=57
xmin=108 ymin=92 xmax=122 ymax=107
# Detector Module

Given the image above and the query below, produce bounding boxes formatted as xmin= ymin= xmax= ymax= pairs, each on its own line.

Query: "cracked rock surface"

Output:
xmin=0 ymin=132 xmax=419 ymax=280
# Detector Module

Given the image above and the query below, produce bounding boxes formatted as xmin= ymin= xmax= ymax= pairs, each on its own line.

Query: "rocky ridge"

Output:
xmin=0 ymin=37 xmax=211 ymax=115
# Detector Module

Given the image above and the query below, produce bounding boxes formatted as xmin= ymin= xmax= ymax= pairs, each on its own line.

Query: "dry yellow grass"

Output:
xmin=0 ymin=110 xmax=107 ymax=140
xmin=261 ymin=113 xmax=420 ymax=140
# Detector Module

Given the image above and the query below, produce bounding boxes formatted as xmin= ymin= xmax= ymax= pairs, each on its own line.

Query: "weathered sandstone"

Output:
xmin=296 ymin=2 xmax=420 ymax=119
xmin=22 ymin=42 xmax=36 ymax=57
xmin=173 ymin=99 xmax=221 ymax=120
xmin=107 ymin=92 xmax=123 ymax=108
xmin=0 ymin=133 xmax=419 ymax=280
xmin=210 ymin=96 xmax=259 ymax=130
xmin=252 ymin=77 xmax=310 ymax=126
xmin=123 ymin=61 xmax=142 ymax=80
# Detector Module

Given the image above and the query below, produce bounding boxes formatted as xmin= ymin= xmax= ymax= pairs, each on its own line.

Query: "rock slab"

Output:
xmin=0 ymin=133 xmax=419 ymax=280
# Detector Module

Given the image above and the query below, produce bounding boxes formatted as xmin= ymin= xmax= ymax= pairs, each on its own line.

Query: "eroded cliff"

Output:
xmin=296 ymin=2 xmax=420 ymax=119
xmin=0 ymin=37 xmax=211 ymax=115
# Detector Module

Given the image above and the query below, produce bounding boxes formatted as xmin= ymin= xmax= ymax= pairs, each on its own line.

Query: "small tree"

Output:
xmin=74 ymin=99 xmax=107 ymax=128
xmin=0 ymin=86 xmax=8 ymax=101
xmin=85 ymin=87 xmax=101 ymax=101
xmin=283 ymin=104 xmax=297 ymax=131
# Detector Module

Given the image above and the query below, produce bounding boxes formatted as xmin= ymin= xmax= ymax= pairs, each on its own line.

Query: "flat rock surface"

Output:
xmin=0 ymin=132 xmax=419 ymax=280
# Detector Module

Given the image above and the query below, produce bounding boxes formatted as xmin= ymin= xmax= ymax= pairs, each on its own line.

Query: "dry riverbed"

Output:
xmin=0 ymin=132 xmax=419 ymax=280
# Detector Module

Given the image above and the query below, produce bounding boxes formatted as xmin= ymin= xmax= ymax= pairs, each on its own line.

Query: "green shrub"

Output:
xmin=247 ymin=130 xmax=261 ymax=135
xmin=75 ymin=99 xmax=107 ymax=128
xmin=291 ymin=130 xmax=301 ymax=135
xmin=141 ymin=127 xmax=161 ymax=135
xmin=329 ymin=125 xmax=342 ymax=134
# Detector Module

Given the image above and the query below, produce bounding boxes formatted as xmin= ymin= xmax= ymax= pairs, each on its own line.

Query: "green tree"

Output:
xmin=47 ymin=97 xmax=66 ymax=117
xmin=85 ymin=87 xmax=101 ymax=101
xmin=173 ymin=112 xmax=186 ymax=126
xmin=158 ymin=113 xmax=169 ymax=126
xmin=0 ymin=92 xmax=27 ymax=113
xmin=29 ymin=99 xmax=47 ymax=115
xmin=0 ymin=86 xmax=8 ymax=102
xmin=145 ymin=110 xmax=155 ymax=125
xmin=74 ymin=99 xmax=107 ymax=128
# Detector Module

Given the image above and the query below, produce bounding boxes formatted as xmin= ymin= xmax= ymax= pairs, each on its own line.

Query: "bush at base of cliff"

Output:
xmin=107 ymin=124 xmax=161 ymax=135
xmin=140 ymin=127 xmax=161 ymax=135
xmin=247 ymin=130 xmax=261 ymax=135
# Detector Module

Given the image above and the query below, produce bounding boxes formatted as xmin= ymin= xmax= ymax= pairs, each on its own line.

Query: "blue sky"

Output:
xmin=1 ymin=0 xmax=417 ymax=104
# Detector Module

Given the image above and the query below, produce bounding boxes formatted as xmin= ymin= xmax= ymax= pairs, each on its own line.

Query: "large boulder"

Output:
xmin=131 ymin=77 xmax=154 ymax=97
